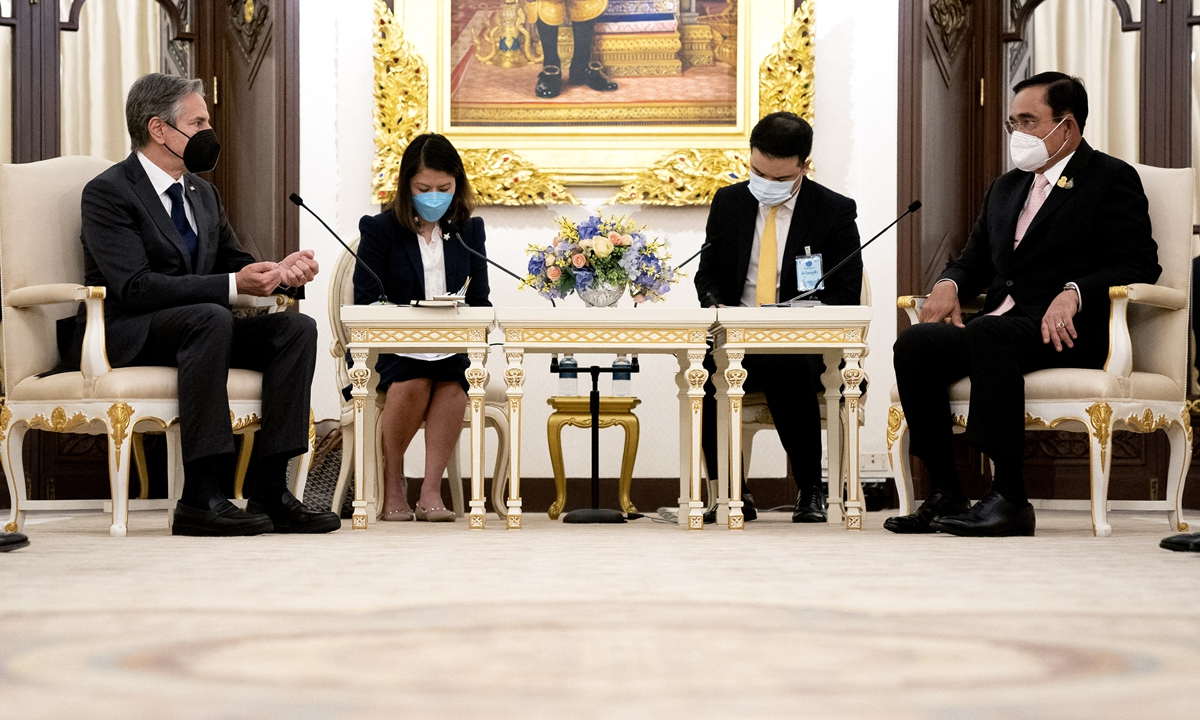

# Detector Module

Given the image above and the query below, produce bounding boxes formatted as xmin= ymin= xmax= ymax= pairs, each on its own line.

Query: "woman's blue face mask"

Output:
xmin=413 ymin=191 xmax=453 ymax=222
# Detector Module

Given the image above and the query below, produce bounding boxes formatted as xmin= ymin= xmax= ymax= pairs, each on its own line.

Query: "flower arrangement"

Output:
xmin=522 ymin=213 xmax=679 ymax=304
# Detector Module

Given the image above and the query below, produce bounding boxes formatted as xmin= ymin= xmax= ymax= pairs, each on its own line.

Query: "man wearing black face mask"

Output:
xmin=695 ymin=112 xmax=863 ymax=524
xmin=74 ymin=73 xmax=339 ymax=536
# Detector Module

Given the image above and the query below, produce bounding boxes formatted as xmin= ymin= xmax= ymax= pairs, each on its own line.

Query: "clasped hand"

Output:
xmin=920 ymin=282 xmax=1080 ymax=353
xmin=235 ymin=250 xmax=320 ymax=297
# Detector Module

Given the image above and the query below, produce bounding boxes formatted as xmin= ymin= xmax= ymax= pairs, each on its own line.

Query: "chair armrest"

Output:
xmin=896 ymin=295 xmax=926 ymax=324
xmin=1111 ymin=284 xmax=1187 ymax=310
xmin=4 ymin=283 xmax=104 ymax=307
xmin=232 ymin=294 xmax=295 ymax=313
xmin=1105 ymin=284 xmax=1189 ymax=378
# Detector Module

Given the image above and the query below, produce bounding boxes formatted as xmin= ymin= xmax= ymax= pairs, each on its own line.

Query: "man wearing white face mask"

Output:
xmin=888 ymin=72 xmax=1160 ymax=537
xmin=696 ymin=112 xmax=863 ymax=523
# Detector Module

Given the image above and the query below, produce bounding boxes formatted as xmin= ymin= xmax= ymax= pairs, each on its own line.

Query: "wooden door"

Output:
xmin=194 ymin=0 xmax=299 ymax=263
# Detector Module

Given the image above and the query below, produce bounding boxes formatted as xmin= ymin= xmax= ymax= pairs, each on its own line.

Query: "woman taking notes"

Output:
xmin=355 ymin=134 xmax=491 ymax=522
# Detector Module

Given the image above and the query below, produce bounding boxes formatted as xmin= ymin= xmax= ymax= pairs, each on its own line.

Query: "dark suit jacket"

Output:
xmin=75 ymin=153 xmax=257 ymax=367
xmin=694 ymin=178 xmax=862 ymax=307
xmin=355 ymin=212 xmax=491 ymax=308
xmin=942 ymin=140 xmax=1160 ymax=348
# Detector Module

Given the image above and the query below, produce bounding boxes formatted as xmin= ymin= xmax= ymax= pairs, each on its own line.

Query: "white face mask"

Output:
xmin=748 ymin=172 xmax=801 ymax=206
xmin=1009 ymin=117 xmax=1068 ymax=173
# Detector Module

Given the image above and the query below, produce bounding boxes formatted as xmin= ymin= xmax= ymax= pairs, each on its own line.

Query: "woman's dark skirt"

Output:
xmin=343 ymin=353 xmax=470 ymax=401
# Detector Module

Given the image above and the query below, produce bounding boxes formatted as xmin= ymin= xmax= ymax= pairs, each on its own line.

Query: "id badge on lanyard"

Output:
xmin=796 ymin=246 xmax=824 ymax=292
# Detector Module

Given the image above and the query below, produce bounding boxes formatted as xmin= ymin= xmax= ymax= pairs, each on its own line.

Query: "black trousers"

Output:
xmin=121 ymin=304 xmax=318 ymax=463
xmin=893 ymin=314 xmax=1107 ymax=476
xmin=702 ymin=352 xmax=825 ymax=491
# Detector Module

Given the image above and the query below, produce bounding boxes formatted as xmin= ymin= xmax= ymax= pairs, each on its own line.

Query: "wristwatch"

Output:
xmin=1064 ymin=281 xmax=1081 ymax=311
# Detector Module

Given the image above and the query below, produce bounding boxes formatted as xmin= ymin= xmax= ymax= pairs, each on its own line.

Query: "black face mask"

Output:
xmin=164 ymin=121 xmax=221 ymax=174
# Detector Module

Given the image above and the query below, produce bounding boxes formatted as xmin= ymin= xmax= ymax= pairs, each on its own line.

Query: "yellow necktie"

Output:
xmin=756 ymin=204 xmax=781 ymax=306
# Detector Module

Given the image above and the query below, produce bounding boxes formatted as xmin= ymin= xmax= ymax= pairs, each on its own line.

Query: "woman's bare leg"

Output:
xmin=380 ymin=378 xmax=433 ymax=514
xmin=419 ymin=381 xmax=468 ymax=509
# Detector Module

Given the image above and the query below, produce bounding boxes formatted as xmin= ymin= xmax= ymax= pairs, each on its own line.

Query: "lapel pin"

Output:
xmin=1056 ymin=176 xmax=1073 ymax=190
xmin=189 ymin=185 xmax=196 ymax=191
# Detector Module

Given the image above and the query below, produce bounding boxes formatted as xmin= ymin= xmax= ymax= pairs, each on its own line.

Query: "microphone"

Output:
xmin=289 ymin=193 xmax=388 ymax=305
xmin=782 ymin=200 xmax=922 ymax=304
xmin=676 ymin=242 xmax=712 ymax=271
xmin=446 ymin=220 xmax=556 ymax=308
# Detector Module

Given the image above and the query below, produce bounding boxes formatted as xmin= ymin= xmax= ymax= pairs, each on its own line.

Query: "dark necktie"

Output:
xmin=164 ymin=182 xmax=198 ymax=262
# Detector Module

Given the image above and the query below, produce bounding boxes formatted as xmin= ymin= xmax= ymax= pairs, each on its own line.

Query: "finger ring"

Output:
xmin=1056 ymin=322 xmax=1065 ymax=328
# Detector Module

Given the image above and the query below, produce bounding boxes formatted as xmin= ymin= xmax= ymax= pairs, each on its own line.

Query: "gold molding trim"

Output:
xmin=1109 ymin=286 xmax=1130 ymax=299
xmin=886 ymin=406 xmax=903 ymax=452
xmin=952 ymin=414 xmax=968 ymax=428
xmin=1123 ymin=408 xmax=1172 ymax=434
xmin=107 ymin=402 xmax=133 ymax=466
xmin=231 ymin=411 xmax=261 ymax=432
xmin=1086 ymin=402 xmax=1113 ymax=466
xmin=29 ymin=407 xmax=91 ymax=434
xmin=726 ymin=327 xmax=863 ymax=345
xmin=610 ymin=3 xmax=815 ymax=205
xmin=0 ymin=402 xmax=11 ymax=445
xmin=505 ymin=327 xmax=709 ymax=345
xmin=350 ymin=327 xmax=489 ymax=344
xmin=371 ymin=0 xmax=577 ymax=207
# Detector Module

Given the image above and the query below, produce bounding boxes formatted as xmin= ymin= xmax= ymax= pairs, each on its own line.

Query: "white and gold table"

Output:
xmin=494 ymin=308 xmax=717 ymax=530
xmin=711 ymin=306 xmax=872 ymax=530
xmin=340 ymin=305 xmax=495 ymax=529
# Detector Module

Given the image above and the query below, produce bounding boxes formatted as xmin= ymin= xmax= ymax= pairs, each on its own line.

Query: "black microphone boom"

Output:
xmin=783 ymin=200 xmax=923 ymax=304
xmin=289 ymin=193 xmax=389 ymax=305
xmin=676 ymin=242 xmax=712 ymax=271
xmin=447 ymin=222 xmax=556 ymax=308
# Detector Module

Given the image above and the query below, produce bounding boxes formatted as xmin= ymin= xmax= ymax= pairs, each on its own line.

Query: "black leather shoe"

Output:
xmin=0 ymin=532 xmax=30 ymax=552
xmin=792 ymin=487 xmax=827 ymax=523
xmin=535 ymin=65 xmax=562 ymax=98
xmin=247 ymin=492 xmax=341 ymax=534
xmin=568 ymin=61 xmax=618 ymax=92
xmin=883 ymin=489 xmax=971 ymax=534
xmin=929 ymin=490 xmax=1035 ymax=537
xmin=1160 ymin=532 xmax=1200 ymax=552
xmin=172 ymin=498 xmax=274 ymax=537
xmin=701 ymin=485 xmax=757 ymax=523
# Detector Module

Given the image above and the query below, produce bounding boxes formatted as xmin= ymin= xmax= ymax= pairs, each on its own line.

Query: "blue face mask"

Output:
xmin=412 ymin=191 xmax=454 ymax=223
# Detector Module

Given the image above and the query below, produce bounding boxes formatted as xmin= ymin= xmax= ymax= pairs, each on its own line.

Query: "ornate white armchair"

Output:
xmin=888 ymin=164 xmax=1195 ymax=537
xmin=325 ymin=240 xmax=510 ymax=518
xmin=0 ymin=156 xmax=310 ymax=537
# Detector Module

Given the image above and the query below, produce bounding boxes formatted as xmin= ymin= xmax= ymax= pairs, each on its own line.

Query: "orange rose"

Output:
xmin=552 ymin=236 xmax=561 ymax=247
xmin=608 ymin=231 xmax=622 ymax=243
xmin=571 ymin=253 xmax=587 ymax=268
xmin=616 ymin=233 xmax=633 ymax=246
xmin=546 ymin=266 xmax=562 ymax=281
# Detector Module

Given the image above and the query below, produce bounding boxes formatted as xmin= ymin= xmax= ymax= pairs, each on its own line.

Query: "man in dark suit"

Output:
xmin=888 ymin=72 xmax=1160 ymax=537
xmin=79 ymin=73 xmax=339 ymax=536
xmin=696 ymin=112 xmax=863 ymax=523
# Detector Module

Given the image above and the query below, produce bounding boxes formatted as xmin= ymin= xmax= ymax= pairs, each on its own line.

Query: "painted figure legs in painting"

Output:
xmin=528 ymin=0 xmax=619 ymax=97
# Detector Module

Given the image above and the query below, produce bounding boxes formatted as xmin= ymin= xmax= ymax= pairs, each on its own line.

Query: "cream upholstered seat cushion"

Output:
xmin=9 ymin=368 xmax=265 ymax=403
xmin=887 ymin=368 xmax=1182 ymax=405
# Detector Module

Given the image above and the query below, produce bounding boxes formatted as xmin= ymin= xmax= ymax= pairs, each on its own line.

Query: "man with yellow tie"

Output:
xmin=695 ymin=112 xmax=863 ymax=523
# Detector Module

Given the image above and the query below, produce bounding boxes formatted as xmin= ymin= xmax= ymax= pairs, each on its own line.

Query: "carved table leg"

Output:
xmin=841 ymin=349 xmax=866 ymax=530
xmin=348 ymin=349 xmax=373 ymax=530
xmin=617 ymin=412 xmax=640 ymax=514
xmin=821 ymin=351 xmax=844 ymax=523
xmin=546 ymin=412 xmax=571 ymax=520
xmin=466 ymin=349 xmax=489 ymax=529
xmin=723 ymin=350 xmax=746 ymax=530
xmin=684 ymin=349 xmax=708 ymax=530
xmin=504 ymin=351 xmax=525 ymax=529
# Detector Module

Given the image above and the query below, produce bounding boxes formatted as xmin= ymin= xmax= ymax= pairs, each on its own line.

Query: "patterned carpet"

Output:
xmin=2 ymin=510 xmax=1198 ymax=719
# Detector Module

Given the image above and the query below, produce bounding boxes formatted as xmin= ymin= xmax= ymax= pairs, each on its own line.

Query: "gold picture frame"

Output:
xmin=372 ymin=0 xmax=813 ymax=206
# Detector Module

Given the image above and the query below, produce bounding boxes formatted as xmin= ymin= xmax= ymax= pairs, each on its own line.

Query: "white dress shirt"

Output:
xmin=936 ymin=151 xmax=1081 ymax=310
xmin=136 ymin=152 xmax=239 ymax=303
xmin=739 ymin=186 xmax=800 ymax=308
xmin=398 ymin=225 xmax=453 ymax=361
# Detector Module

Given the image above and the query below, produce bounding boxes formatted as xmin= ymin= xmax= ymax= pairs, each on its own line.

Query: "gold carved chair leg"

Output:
xmin=617 ymin=414 xmax=639 ymax=514
xmin=132 ymin=432 xmax=151 ymax=500
xmin=233 ymin=431 xmax=255 ymax=500
xmin=546 ymin=412 xmax=573 ymax=520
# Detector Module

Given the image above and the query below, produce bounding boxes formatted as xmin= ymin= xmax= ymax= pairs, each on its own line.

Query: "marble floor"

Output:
xmin=2 ymin=509 xmax=1199 ymax=719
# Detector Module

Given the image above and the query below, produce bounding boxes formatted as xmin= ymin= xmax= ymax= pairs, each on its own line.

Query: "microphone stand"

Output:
xmin=289 ymin=193 xmax=388 ymax=304
xmin=449 ymin=225 xmax=556 ymax=308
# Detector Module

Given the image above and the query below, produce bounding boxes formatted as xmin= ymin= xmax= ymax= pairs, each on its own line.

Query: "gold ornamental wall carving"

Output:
xmin=374 ymin=0 xmax=813 ymax=206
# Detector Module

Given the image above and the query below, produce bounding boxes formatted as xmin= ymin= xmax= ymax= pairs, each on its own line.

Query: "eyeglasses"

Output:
xmin=1003 ymin=116 xmax=1065 ymax=135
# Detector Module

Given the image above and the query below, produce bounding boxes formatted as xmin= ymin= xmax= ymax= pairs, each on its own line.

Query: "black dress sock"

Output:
xmin=248 ymin=453 xmax=292 ymax=506
xmin=537 ymin=20 xmax=560 ymax=68
xmin=923 ymin=453 xmax=966 ymax=501
xmin=990 ymin=460 xmax=1029 ymax=506
xmin=569 ymin=19 xmax=596 ymax=77
xmin=180 ymin=454 xmax=229 ymax=509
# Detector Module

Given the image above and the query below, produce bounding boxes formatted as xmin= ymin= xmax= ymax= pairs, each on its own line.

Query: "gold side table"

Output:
xmin=546 ymin=396 xmax=641 ymax=519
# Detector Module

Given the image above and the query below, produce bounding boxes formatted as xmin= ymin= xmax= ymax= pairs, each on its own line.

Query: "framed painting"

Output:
xmin=373 ymin=0 xmax=813 ymax=205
